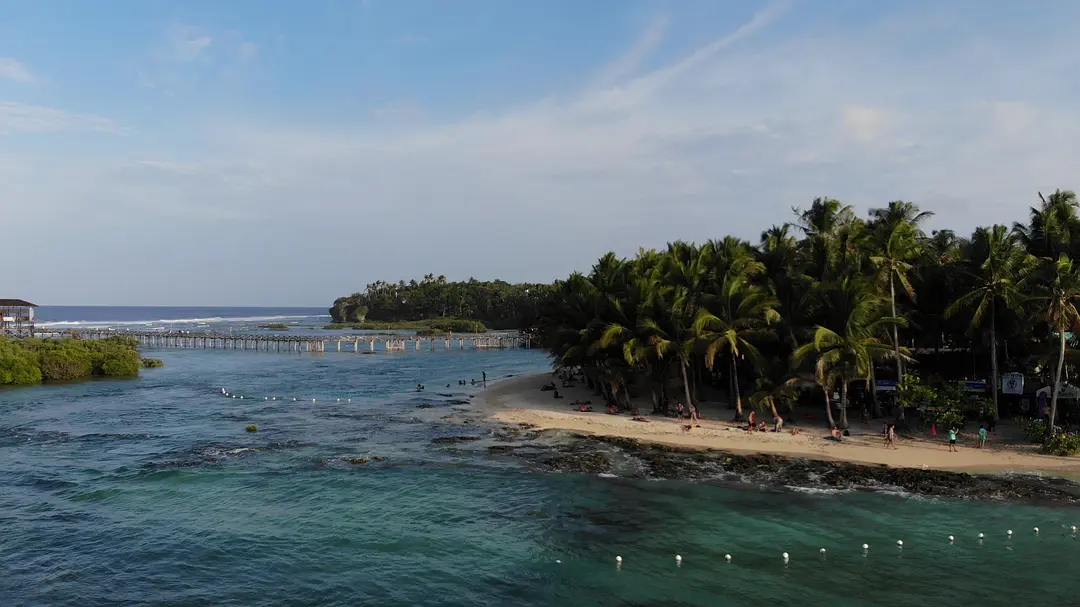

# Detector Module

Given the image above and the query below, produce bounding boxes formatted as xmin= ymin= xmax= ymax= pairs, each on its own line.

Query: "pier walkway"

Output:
xmin=31 ymin=328 xmax=532 ymax=353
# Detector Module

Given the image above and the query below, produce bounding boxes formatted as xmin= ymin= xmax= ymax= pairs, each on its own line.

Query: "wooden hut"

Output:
xmin=0 ymin=299 xmax=37 ymax=337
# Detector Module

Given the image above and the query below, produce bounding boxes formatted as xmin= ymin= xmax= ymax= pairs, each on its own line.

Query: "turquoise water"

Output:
xmin=3 ymin=346 xmax=1080 ymax=606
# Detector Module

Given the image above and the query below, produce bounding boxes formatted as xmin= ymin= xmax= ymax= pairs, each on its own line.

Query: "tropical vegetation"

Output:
xmin=535 ymin=192 xmax=1080 ymax=438
xmin=0 ymin=336 xmax=158 ymax=385
xmin=330 ymin=274 xmax=552 ymax=330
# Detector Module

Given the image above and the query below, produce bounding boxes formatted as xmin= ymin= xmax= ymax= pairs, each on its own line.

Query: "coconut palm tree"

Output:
xmin=792 ymin=278 xmax=906 ymax=428
xmin=693 ymin=271 xmax=780 ymax=420
xmin=1032 ymin=254 xmax=1080 ymax=431
xmin=947 ymin=226 xmax=1037 ymax=421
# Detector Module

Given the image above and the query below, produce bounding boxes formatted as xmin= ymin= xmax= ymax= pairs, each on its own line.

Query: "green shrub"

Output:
xmin=1018 ymin=417 xmax=1051 ymax=444
xmin=0 ymin=336 xmax=148 ymax=385
xmin=1043 ymin=433 xmax=1080 ymax=456
xmin=245 ymin=425 xmax=258 ymax=433
xmin=141 ymin=358 xmax=165 ymax=368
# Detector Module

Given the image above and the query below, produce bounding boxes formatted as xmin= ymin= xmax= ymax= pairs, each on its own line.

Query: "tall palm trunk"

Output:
xmin=730 ymin=353 xmax=744 ymax=420
xmin=889 ymin=275 xmax=904 ymax=383
xmin=680 ymin=359 xmax=694 ymax=410
xmin=870 ymin=367 xmax=881 ymax=418
xmin=839 ymin=379 xmax=850 ymax=429
xmin=1050 ymin=328 xmax=1066 ymax=432
xmin=989 ymin=306 xmax=1000 ymax=422
xmin=823 ymin=386 xmax=836 ymax=428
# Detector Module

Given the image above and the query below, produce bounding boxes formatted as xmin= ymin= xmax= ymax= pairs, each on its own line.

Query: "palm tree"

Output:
xmin=869 ymin=201 xmax=932 ymax=394
xmin=947 ymin=226 xmax=1037 ymax=422
xmin=793 ymin=278 xmax=905 ymax=428
xmin=1033 ymin=254 xmax=1080 ymax=431
xmin=693 ymin=272 xmax=780 ymax=420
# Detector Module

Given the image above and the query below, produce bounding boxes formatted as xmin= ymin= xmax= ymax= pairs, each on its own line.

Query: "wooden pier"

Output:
xmin=30 ymin=328 xmax=532 ymax=353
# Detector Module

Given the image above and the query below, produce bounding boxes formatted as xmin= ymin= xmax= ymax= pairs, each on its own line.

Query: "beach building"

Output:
xmin=0 ymin=299 xmax=37 ymax=337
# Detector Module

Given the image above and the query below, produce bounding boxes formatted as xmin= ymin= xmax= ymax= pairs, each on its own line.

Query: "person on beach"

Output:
xmin=978 ymin=424 xmax=987 ymax=449
xmin=888 ymin=424 xmax=898 ymax=449
xmin=948 ymin=426 xmax=959 ymax=452
xmin=676 ymin=401 xmax=686 ymax=422
xmin=482 ymin=371 xmax=487 ymax=386
xmin=747 ymin=410 xmax=757 ymax=431
xmin=689 ymin=403 xmax=700 ymax=427
xmin=773 ymin=414 xmax=783 ymax=433
xmin=830 ymin=426 xmax=843 ymax=442
xmin=883 ymin=424 xmax=893 ymax=448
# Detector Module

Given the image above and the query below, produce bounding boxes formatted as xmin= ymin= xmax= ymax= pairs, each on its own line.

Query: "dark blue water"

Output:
xmin=3 ymin=308 xmax=1080 ymax=606
xmin=34 ymin=306 xmax=330 ymax=331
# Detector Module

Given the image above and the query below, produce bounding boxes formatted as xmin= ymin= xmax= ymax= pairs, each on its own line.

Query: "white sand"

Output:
xmin=483 ymin=371 xmax=1080 ymax=475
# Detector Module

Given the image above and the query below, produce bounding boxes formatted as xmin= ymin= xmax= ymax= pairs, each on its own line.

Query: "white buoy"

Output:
xmin=348 ymin=399 xmax=351 ymax=402
xmin=313 ymin=399 xmax=316 ymax=402
xmin=615 ymin=556 xmax=622 ymax=563
xmin=978 ymin=533 xmax=984 ymax=539
xmin=724 ymin=554 xmax=732 ymax=562
xmin=1007 ymin=530 xmax=1013 ymax=536
xmin=820 ymin=548 xmax=826 ymax=555
xmin=782 ymin=552 xmax=789 ymax=561
xmin=264 ymin=397 xmax=268 ymax=400
xmin=862 ymin=544 xmax=869 ymax=551
xmin=896 ymin=540 xmax=903 ymax=547
xmin=240 ymin=396 xmax=244 ymax=399
xmin=1072 ymin=526 xmax=1077 ymax=533
xmin=1034 ymin=527 xmax=1040 ymax=534
xmin=337 ymin=398 xmax=340 ymax=402
xmin=555 ymin=559 xmax=561 ymax=564
xmin=948 ymin=535 xmax=955 ymax=542
xmin=675 ymin=554 xmax=682 ymax=563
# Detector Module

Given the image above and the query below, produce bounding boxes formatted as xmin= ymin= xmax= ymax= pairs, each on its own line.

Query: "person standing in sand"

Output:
xmin=948 ymin=426 xmax=959 ymax=452
xmin=888 ymin=424 xmax=898 ymax=449
xmin=676 ymin=401 xmax=686 ymax=422
xmin=689 ymin=403 xmax=700 ymax=427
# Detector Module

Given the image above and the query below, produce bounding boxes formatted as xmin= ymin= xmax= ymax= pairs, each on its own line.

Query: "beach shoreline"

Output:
xmin=482 ymin=371 xmax=1080 ymax=477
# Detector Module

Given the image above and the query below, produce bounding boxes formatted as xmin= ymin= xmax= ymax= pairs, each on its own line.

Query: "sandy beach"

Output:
xmin=484 ymin=371 xmax=1080 ymax=475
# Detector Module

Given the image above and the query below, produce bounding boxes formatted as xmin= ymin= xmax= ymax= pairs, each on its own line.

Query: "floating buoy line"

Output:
xmin=219 ymin=387 xmax=351 ymax=404
xmin=596 ymin=526 xmax=1075 ymax=568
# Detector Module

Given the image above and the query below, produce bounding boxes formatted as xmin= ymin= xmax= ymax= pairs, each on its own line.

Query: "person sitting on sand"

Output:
xmin=578 ymin=403 xmax=593 ymax=413
xmin=830 ymin=426 xmax=843 ymax=442
xmin=632 ymin=416 xmax=649 ymax=422
xmin=606 ymin=404 xmax=618 ymax=415
xmin=416 ymin=383 xmax=424 ymax=391
xmin=632 ymin=407 xmax=639 ymax=417
xmin=553 ymin=390 xmax=563 ymax=399
xmin=790 ymin=427 xmax=801 ymax=436
xmin=541 ymin=382 xmax=555 ymax=391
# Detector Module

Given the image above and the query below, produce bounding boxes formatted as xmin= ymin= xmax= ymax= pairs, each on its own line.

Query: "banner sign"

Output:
xmin=1001 ymin=373 xmax=1024 ymax=395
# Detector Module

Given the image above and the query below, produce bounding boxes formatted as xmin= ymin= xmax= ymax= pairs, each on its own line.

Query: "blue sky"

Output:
xmin=2 ymin=0 xmax=1078 ymax=306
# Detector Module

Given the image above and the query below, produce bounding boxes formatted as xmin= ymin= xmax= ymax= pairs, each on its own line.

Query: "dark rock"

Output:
xmin=431 ymin=435 xmax=482 ymax=444
xmin=416 ymin=404 xmax=435 ymax=409
xmin=346 ymin=457 xmax=369 ymax=465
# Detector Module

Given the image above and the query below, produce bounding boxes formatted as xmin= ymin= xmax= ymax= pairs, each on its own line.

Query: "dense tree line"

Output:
xmin=0 ymin=336 xmax=157 ymax=385
xmin=536 ymin=191 xmax=1080 ymax=436
xmin=330 ymin=274 xmax=553 ymax=330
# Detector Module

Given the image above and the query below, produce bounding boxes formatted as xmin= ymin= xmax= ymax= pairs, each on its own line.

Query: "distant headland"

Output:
xmin=329 ymin=274 xmax=552 ymax=332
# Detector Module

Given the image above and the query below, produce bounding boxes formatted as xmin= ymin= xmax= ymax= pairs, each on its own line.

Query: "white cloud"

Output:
xmin=0 ymin=58 xmax=35 ymax=83
xmin=238 ymin=42 xmax=258 ymax=63
xmin=0 ymin=101 xmax=125 ymax=135
xmin=5 ymin=1 xmax=1080 ymax=305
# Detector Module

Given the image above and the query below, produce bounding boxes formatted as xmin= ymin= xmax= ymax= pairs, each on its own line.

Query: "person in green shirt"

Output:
xmin=948 ymin=427 xmax=959 ymax=452
xmin=978 ymin=425 xmax=988 ymax=449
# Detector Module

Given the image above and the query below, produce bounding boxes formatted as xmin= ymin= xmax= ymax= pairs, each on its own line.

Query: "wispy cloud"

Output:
xmin=238 ymin=42 xmax=258 ymax=63
xmin=590 ymin=16 xmax=670 ymax=89
xmin=6 ymin=1 xmax=1080 ymax=305
xmin=165 ymin=24 xmax=213 ymax=62
xmin=0 ymin=58 xmax=36 ymax=84
xmin=0 ymin=101 xmax=125 ymax=135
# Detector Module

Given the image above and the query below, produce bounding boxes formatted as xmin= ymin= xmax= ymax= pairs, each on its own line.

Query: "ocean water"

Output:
xmin=33 ymin=305 xmax=330 ymax=331
xmin=3 ymin=308 xmax=1080 ymax=606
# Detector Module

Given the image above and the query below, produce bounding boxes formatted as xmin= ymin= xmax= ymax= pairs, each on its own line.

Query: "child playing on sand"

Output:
xmin=948 ymin=426 xmax=959 ymax=452
xmin=978 ymin=424 xmax=987 ymax=449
